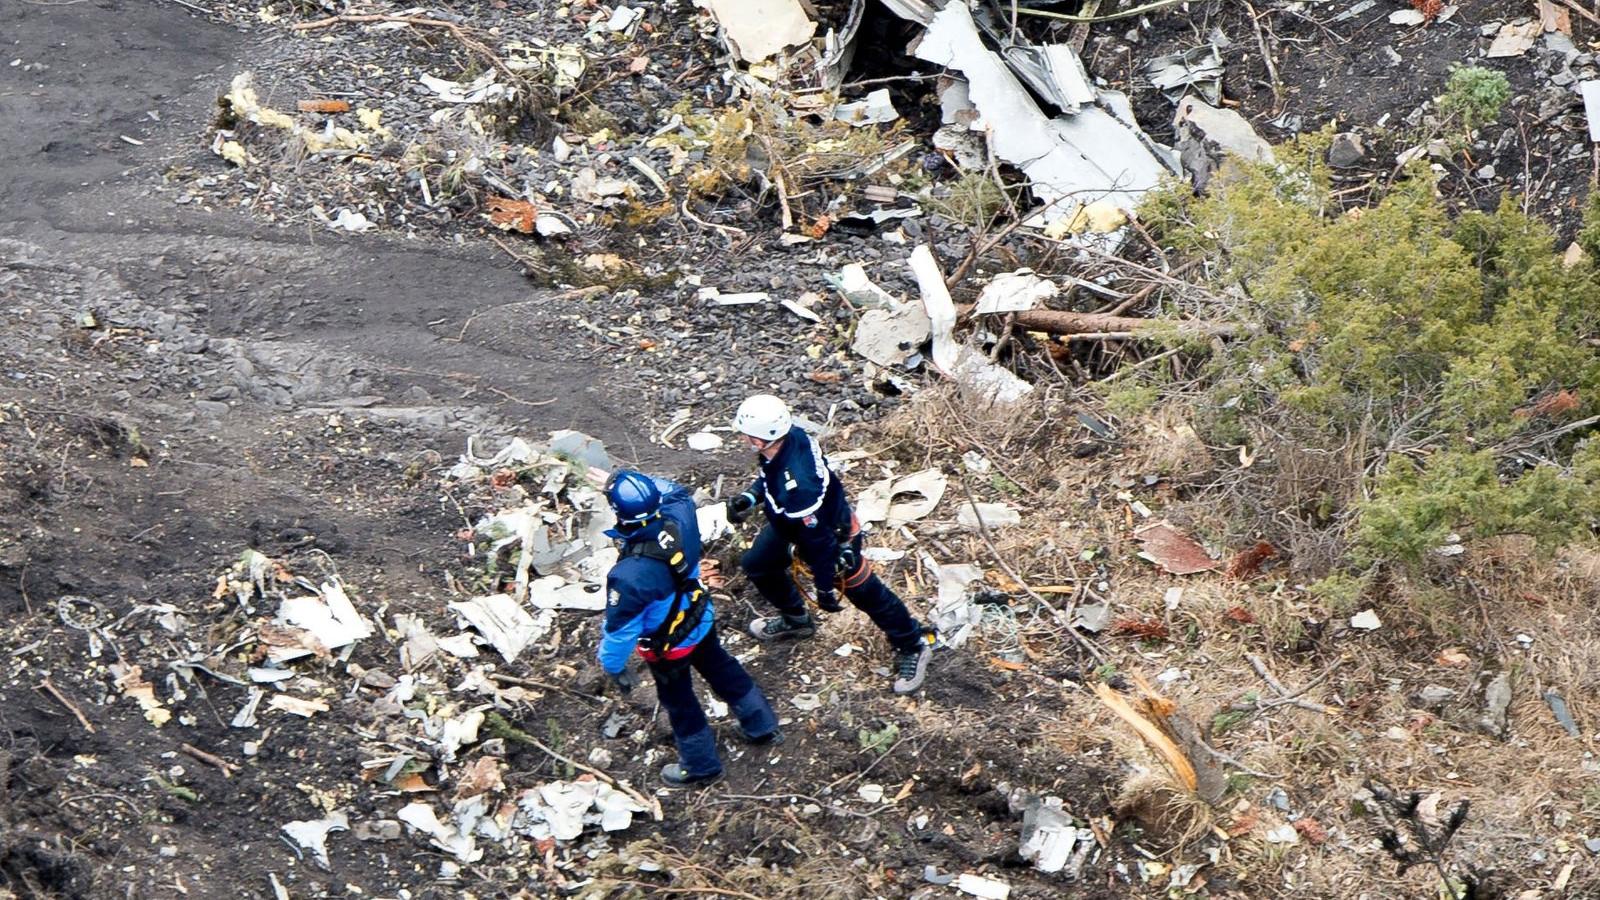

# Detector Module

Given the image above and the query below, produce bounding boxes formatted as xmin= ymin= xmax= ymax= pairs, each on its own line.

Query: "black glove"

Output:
xmin=725 ymin=491 xmax=758 ymax=524
xmin=608 ymin=667 xmax=640 ymax=693
xmin=814 ymin=587 xmax=844 ymax=612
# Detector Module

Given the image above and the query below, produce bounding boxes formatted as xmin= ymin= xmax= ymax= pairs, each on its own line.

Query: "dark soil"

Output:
xmin=5 ymin=0 xmax=1594 ymax=897
xmin=0 ymin=3 xmax=1134 ymax=899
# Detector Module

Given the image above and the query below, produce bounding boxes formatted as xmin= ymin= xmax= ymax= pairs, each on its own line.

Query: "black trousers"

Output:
xmin=740 ymin=523 xmax=925 ymax=653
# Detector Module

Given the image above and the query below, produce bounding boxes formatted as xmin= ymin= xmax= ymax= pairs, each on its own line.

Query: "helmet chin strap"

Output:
xmin=614 ymin=510 xmax=659 ymax=532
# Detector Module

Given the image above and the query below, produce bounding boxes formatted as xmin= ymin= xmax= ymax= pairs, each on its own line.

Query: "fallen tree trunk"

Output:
xmin=957 ymin=305 xmax=1236 ymax=338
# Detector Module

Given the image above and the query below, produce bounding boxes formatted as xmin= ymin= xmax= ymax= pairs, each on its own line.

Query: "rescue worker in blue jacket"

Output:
xmin=724 ymin=394 xmax=936 ymax=694
xmin=597 ymin=469 xmax=781 ymax=788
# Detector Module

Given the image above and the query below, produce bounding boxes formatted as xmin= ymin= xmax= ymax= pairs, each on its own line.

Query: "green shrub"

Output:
xmin=1437 ymin=65 xmax=1510 ymax=134
xmin=1141 ymin=130 xmax=1600 ymax=571
xmin=1305 ymin=571 xmax=1372 ymax=616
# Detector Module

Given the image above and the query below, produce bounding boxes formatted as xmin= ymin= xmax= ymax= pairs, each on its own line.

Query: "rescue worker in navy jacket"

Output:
xmin=725 ymin=394 xmax=936 ymax=694
xmin=597 ymin=470 xmax=780 ymax=788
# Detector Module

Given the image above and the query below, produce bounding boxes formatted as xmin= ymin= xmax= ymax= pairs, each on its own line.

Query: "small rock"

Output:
xmin=355 ymin=820 xmax=403 ymax=842
xmin=602 ymin=711 xmax=629 ymax=739
xmin=1418 ymin=684 xmax=1457 ymax=708
xmin=1480 ymin=671 xmax=1512 ymax=738
xmin=1552 ymin=70 xmax=1576 ymax=87
xmin=1585 ymin=837 xmax=1600 ymax=854
xmin=1476 ymin=164 xmax=1496 ymax=180
xmin=1264 ymin=824 xmax=1300 ymax=844
xmin=1328 ymin=132 xmax=1366 ymax=167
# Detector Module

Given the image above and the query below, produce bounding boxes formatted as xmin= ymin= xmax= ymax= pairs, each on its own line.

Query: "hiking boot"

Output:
xmin=891 ymin=639 xmax=934 ymax=694
xmin=660 ymin=763 xmax=724 ymax=789
xmin=749 ymin=614 xmax=816 ymax=642
xmin=742 ymin=728 xmax=784 ymax=747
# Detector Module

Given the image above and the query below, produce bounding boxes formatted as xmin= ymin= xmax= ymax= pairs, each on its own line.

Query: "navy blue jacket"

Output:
xmin=747 ymin=425 xmax=851 ymax=595
xmin=598 ymin=477 xmax=711 ymax=673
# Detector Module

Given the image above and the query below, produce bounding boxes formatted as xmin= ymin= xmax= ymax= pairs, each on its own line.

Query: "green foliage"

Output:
xmin=925 ymin=172 xmax=1013 ymax=230
xmin=989 ymin=472 xmax=1022 ymax=497
xmin=1305 ymin=571 xmax=1372 ymax=616
xmin=1098 ymin=380 xmax=1161 ymax=417
xmin=1143 ymin=133 xmax=1600 ymax=571
xmin=1578 ymin=189 xmax=1600 ymax=262
xmin=1359 ymin=448 xmax=1600 ymax=562
xmin=857 ymin=721 xmax=900 ymax=755
xmin=152 ymin=774 xmax=200 ymax=803
xmin=1437 ymin=66 xmax=1511 ymax=133
xmin=1211 ymin=708 xmax=1250 ymax=737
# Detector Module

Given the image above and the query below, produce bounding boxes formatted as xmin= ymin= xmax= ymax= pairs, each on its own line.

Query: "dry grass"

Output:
xmin=848 ymin=390 xmax=1600 ymax=897
xmin=1113 ymin=770 xmax=1216 ymax=849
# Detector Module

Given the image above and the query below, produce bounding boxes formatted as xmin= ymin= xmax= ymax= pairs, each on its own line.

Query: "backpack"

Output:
xmin=621 ymin=519 xmax=710 ymax=655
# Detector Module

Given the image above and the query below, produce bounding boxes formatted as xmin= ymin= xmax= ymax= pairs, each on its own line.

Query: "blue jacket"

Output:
xmin=598 ymin=477 xmax=712 ymax=673
xmin=746 ymin=425 xmax=852 ymax=595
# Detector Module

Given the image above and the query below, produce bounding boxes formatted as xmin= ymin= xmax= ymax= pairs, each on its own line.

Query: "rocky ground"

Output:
xmin=5 ymin=0 xmax=1600 ymax=898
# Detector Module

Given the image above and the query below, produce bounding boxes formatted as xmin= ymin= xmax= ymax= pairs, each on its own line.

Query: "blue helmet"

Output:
xmin=605 ymin=470 xmax=661 ymax=529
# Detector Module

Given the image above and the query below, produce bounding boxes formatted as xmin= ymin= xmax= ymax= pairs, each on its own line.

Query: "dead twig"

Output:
xmin=62 ymin=793 xmax=143 ymax=816
xmin=1016 ymin=0 xmax=1188 ymax=22
xmin=1239 ymin=0 xmax=1283 ymax=106
xmin=488 ymin=234 xmax=553 ymax=275
xmin=488 ymin=672 xmax=607 ymax=702
xmin=958 ymin=476 xmax=1107 ymax=663
xmin=37 ymin=677 xmax=95 ymax=733
xmin=181 ymin=742 xmax=241 ymax=777
xmin=1245 ymin=653 xmax=1340 ymax=715
xmin=482 ymin=386 xmax=559 ymax=408
xmin=289 ymin=14 xmax=525 ymax=88
xmin=824 ymin=735 xmax=910 ymax=793
xmin=603 ymin=881 xmax=763 ymax=900
xmin=1099 ymin=347 xmax=1181 ymax=384
xmin=679 ymin=198 xmax=747 ymax=245
xmin=155 ymin=0 xmax=212 ymax=12
xmin=709 ymin=792 xmax=883 ymax=819
xmin=487 ymin=712 xmax=662 ymax=820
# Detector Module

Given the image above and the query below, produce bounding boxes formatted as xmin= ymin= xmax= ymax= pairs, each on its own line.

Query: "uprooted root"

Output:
xmin=1113 ymin=770 xmax=1216 ymax=852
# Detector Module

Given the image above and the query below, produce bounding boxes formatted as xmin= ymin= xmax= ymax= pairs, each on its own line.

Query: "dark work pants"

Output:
xmin=647 ymin=624 xmax=778 ymax=777
xmin=740 ymin=523 xmax=925 ymax=653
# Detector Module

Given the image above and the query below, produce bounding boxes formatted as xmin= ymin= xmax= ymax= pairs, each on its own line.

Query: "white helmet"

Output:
xmin=734 ymin=394 xmax=792 ymax=442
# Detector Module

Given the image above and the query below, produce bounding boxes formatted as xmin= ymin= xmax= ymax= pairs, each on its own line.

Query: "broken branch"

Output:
xmin=1557 ymin=0 xmax=1600 ymax=26
xmin=181 ymin=742 xmax=242 ymax=777
xmin=37 ymin=677 xmax=95 ymax=733
xmin=1246 ymin=653 xmax=1338 ymax=715
xmin=485 ymin=712 xmax=662 ymax=820
xmin=960 ymin=305 xmax=1234 ymax=338
xmin=488 ymin=671 xmax=607 ymax=702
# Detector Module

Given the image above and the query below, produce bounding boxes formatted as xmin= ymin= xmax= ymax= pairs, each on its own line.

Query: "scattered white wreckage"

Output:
xmin=910 ymin=3 xmax=1176 ymax=235
xmin=444 ymin=431 xmax=621 ymax=661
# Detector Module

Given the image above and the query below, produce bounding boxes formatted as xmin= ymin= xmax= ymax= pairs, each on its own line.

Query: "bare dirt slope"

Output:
xmin=0 ymin=4 xmax=1126 ymax=899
